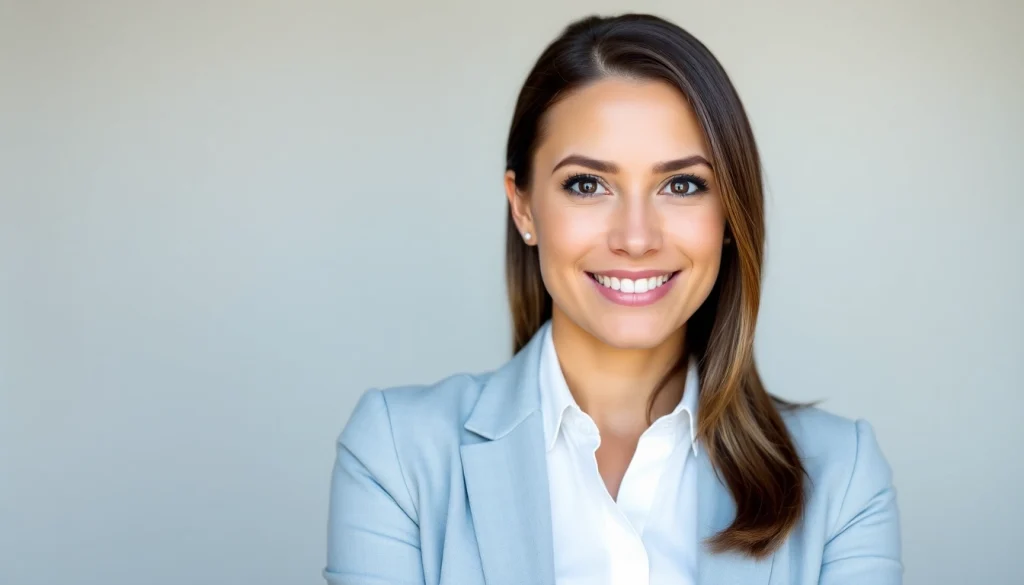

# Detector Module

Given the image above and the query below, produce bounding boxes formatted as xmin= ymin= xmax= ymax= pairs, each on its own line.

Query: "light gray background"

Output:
xmin=2 ymin=0 xmax=1022 ymax=584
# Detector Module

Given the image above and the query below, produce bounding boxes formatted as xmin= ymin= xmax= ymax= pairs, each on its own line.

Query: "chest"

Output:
xmin=546 ymin=425 xmax=698 ymax=584
xmin=443 ymin=413 xmax=798 ymax=585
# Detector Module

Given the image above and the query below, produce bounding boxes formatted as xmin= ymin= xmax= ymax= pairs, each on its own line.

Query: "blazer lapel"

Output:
xmin=697 ymin=451 xmax=775 ymax=585
xmin=461 ymin=327 xmax=555 ymax=585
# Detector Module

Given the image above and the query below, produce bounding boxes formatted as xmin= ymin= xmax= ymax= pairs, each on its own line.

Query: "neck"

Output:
xmin=549 ymin=309 xmax=687 ymax=435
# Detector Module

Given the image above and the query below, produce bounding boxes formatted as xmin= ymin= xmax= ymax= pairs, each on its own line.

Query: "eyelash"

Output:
xmin=560 ymin=173 xmax=710 ymax=197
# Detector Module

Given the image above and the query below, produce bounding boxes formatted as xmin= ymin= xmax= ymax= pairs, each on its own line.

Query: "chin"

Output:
xmin=588 ymin=313 xmax=681 ymax=350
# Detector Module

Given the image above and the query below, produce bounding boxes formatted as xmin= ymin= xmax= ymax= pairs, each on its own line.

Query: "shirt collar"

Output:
xmin=539 ymin=324 xmax=576 ymax=452
xmin=538 ymin=323 xmax=700 ymax=455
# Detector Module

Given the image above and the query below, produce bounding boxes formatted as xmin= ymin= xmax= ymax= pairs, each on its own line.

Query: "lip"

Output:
xmin=586 ymin=270 xmax=680 ymax=307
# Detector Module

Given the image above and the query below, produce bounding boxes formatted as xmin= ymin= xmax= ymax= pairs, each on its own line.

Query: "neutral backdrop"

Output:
xmin=2 ymin=1 xmax=1022 ymax=584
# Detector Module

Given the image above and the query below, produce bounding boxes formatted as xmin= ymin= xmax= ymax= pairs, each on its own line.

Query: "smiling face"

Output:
xmin=506 ymin=76 xmax=727 ymax=350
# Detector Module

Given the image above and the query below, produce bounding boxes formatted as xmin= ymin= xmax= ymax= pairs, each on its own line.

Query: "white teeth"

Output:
xmin=593 ymin=273 xmax=673 ymax=293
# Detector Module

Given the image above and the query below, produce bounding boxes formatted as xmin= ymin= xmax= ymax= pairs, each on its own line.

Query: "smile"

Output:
xmin=586 ymin=270 xmax=680 ymax=306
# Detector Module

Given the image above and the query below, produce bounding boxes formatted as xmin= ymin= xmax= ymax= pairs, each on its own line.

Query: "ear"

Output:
xmin=504 ymin=170 xmax=536 ymax=245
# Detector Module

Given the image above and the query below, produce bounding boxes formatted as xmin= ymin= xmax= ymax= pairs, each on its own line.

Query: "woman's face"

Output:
xmin=506 ymin=77 xmax=727 ymax=349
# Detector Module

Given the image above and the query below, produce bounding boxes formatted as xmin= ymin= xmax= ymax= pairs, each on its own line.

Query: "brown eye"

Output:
xmin=660 ymin=174 xmax=710 ymax=197
xmin=561 ymin=174 xmax=610 ymax=197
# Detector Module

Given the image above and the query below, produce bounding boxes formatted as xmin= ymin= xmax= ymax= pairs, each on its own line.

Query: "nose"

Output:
xmin=608 ymin=195 xmax=662 ymax=258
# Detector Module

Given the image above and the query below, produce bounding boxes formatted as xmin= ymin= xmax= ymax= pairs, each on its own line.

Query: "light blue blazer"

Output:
xmin=325 ymin=326 xmax=902 ymax=585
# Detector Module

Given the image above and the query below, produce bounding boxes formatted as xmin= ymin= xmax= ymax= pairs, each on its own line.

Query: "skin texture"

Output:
xmin=505 ymin=77 xmax=726 ymax=498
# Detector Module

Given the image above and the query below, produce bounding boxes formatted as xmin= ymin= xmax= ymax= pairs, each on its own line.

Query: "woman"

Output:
xmin=325 ymin=13 xmax=901 ymax=585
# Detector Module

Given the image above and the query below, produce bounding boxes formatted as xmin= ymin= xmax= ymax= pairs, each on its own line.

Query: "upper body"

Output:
xmin=327 ymin=12 xmax=901 ymax=585
xmin=325 ymin=322 xmax=901 ymax=585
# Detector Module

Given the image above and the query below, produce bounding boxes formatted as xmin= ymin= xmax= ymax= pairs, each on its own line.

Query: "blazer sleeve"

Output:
xmin=819 ymin=419 xmax=903 ymax=585
xmin=324 ymin=389 xmax=426 ymax=585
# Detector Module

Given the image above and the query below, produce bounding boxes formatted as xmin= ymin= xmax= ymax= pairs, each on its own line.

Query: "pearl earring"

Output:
xmin=523 ymin=232 xmax=532 ymax=241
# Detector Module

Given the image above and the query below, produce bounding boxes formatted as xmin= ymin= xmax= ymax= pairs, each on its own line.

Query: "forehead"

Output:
xmin=536 ymin=77 xmax=709 ymax=169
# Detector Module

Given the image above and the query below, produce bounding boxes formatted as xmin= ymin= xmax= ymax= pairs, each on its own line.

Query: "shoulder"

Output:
xmin=338 ymin=370 xmax=494 ymax=484
xmin=780 ymin=405 xmax=896 ymax=536
xmin=342 ymin=371 xmax=491 ymax=443
xmin=781 ymin=405 xmax=891 ymax=485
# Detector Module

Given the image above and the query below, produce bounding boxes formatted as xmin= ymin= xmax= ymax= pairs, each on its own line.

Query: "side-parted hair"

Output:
xmin=504 ymin=13 xmax=806 ymax=557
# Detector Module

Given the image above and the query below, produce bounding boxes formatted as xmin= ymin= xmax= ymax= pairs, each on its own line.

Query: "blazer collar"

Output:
xmin=461 ymin=323 xmax=555 ymax=585
xmin=463 ymin=321 xmax=547 ymax=440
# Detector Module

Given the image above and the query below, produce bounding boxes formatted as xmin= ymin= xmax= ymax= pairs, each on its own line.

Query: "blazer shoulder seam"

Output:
xmin=378 ymin=388 xmax=420 ymax=522
xmin=827 ymin=417 xmax=863 ymax=540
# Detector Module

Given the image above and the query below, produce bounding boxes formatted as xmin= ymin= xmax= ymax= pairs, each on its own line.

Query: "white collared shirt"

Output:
xmin=539 ymin=326 xmax=699 ymax=585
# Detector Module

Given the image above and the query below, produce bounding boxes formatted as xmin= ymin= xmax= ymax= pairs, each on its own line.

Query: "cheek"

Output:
xmin=533 ymin=197 xmax=604 ymax=274
xmin=666 ymin=203 xmax=726 ymax=269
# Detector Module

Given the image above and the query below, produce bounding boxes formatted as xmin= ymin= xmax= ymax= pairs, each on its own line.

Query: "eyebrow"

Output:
xmin=551 ymin=154 xmax=713 ymax=175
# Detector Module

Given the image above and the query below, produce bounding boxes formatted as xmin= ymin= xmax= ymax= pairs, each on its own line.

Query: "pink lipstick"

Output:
xmin=587 ymin=270 xmax=680 ymax=307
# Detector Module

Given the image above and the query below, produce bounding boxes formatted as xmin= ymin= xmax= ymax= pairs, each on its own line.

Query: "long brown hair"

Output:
xmin=504 ymin=13 xmax=806 ymax=557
